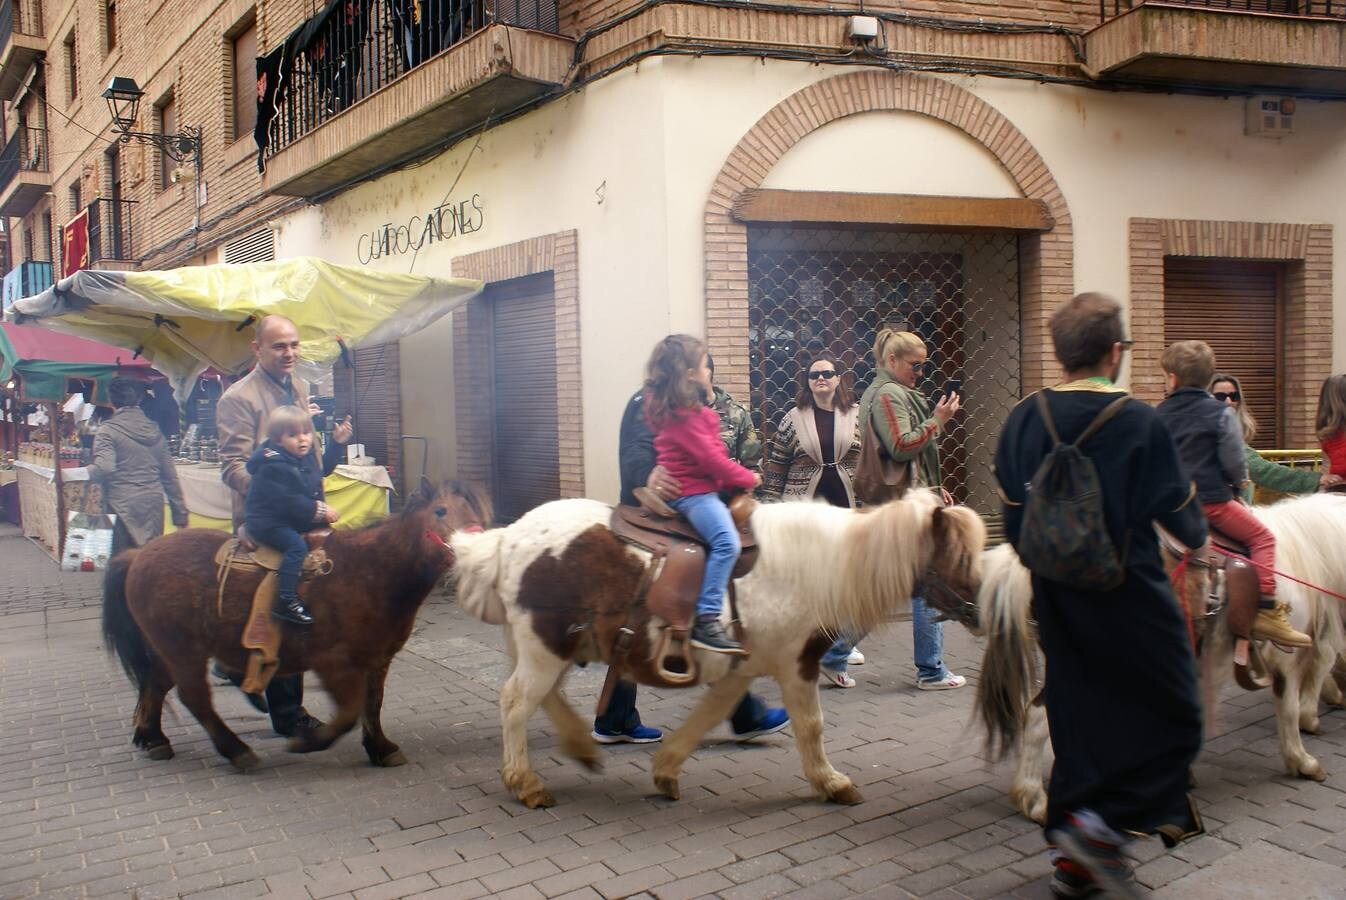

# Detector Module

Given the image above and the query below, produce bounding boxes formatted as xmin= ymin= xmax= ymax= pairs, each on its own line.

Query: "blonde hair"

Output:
xmin=1210 ymin=373 xmax=1257 ymax=443
xmin=265 ymin=405 xmax=314 ymax=442
xmin=1316 ymin=374 xmax=1346 ymax=441
xmin=644 ymin=334 xmax=707 ymax=429
xmin=874 ymin=329 xmax=926 ymax=375
xmin=1161 ymin=340 xmax=1216 ymax=389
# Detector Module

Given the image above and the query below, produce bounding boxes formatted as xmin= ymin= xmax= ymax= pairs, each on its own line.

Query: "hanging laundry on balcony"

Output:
xmin=253 ymin=0 xmax=375 ymax=174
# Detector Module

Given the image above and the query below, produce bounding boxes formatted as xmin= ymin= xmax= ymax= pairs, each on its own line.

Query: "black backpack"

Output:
xmin=1016 ymin=390 xmax=1131 ymax=591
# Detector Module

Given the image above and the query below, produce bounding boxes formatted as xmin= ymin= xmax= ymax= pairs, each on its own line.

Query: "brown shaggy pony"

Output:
xmin=102 ymin=480 xmax=489 ymax=770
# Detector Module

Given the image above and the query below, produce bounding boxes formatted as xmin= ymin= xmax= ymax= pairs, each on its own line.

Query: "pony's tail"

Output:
xmin=973 ymin=545 xmax=1038 ymax=761
xmin=102 ymin=549 xmax=155 ymax=690
xmin=451 ymin=529 xmax=508 ymax=624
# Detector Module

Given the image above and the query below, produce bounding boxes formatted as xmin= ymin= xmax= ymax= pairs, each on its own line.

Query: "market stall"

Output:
xmin=1 ymin=323 xmax=151 ymax=557
xmin=164 ymin=459 xmax=393 ymax=532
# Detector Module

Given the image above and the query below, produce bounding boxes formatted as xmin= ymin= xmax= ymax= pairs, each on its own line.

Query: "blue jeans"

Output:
xmin=668 ymin=492 xmax=740 ymax=619
xmin=912 ymin=595 xmax=949 ymax=682
xmin=596 ymin=678 xmax=767 ymax=735
xmin=249 ymin=524 xmax=308 ymax=598
xmin=820 ymin=629 xmax=864 ymax=672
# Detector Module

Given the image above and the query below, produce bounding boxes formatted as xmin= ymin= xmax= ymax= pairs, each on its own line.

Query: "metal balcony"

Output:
xmin=1090 ymin=1 xmax=1346 ymax=96
xmin=0 ymin=125 xmax=49 ymax=218
xmin=260 ymin=0 xmax=572 ymax=198
xmin=87 ymin=198 xmax=136 ymax=269
xmin=0 ymin=0 xmax=44 ymax=102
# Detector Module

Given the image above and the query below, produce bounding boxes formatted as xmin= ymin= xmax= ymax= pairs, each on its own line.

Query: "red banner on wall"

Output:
xmin=62 ymin=209 xmax=90 ymax=278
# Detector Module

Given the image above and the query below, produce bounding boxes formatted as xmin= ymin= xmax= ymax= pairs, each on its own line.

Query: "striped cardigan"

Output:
xmin=762 ymin=404 xmax=861 ymax=504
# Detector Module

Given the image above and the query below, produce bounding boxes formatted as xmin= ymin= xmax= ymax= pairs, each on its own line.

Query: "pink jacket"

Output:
xmin=652 ymin=405 xmax=758 ymax=497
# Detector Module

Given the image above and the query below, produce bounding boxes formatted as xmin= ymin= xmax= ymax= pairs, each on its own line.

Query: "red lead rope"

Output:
xmin=1169 ymin=556 xmax=1197 ymax=652
xmin=1208 ymin=545 xmax=1346 ymax=604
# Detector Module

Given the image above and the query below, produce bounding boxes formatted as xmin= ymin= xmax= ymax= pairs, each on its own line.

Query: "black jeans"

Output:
xmin=249 ymin=524 xmax=308 ymax=597
xmin=595 ymin=677 xmax=767 ymax=735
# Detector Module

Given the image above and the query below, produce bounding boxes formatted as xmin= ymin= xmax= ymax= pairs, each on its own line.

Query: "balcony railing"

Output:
xmin=0 ymin=125 xmax=47 ymax=189
xmin=87 ymin=198 xmax=135 ymax=265
xmin=266 ymin=0 xmax=559 ymax=159
xmin=0 ymin=0 xmax=44 ymax=47
xmin=1101 ymin=0 xmax=1346 ymax=20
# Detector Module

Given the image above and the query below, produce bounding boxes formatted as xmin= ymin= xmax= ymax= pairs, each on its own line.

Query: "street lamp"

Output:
xmin=101 ymin=76 xmax=201 ymax=164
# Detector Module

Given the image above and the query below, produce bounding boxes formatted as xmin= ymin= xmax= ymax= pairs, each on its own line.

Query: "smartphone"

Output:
xmin=935 ymin=379 xmax=963 ymax=405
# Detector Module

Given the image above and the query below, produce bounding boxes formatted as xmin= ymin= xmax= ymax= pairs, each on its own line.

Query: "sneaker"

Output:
xmin=917 ymin=672 xmax=967 ymax=691
xmin=1252 ymin=600 xmax=1311 ymax=648
xmin=733 ymin=707 xmax=790 ymax=742
xmin=1046 ymin=815 xmax=1143 ymax=900
xmin=273 ymin=711 xmax=324 ymax=738
xmin=847 ymin=647 xmax=865 ymax=666
xmin=1050 ymin=858 xmax=1101 ymax=898
xmin=691 ymin=619 xmax=748 ymax=656
xmin=592 ymin=723 xmax=663 ymax=744
xmin=820 ymin=666 xmax=857 ymax=689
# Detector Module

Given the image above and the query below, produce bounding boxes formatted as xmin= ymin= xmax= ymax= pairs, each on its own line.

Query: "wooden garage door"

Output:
xmin=490 ymin=272 xmax=560 ymax=523
xmin=1164 ymin=258 xmax=1282 ymax=448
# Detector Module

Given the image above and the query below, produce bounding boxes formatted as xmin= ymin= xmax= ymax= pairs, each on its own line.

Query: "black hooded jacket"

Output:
xmin=244 ymin=438 xmax=343 ymax=532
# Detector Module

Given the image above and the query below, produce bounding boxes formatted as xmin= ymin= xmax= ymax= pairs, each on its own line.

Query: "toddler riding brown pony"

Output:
xmin=101 ymin=480 xmax=489 ymax=770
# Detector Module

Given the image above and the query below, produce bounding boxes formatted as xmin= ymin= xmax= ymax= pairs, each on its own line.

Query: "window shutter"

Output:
xmin=1164 ymin=258 xmax=1282 ymax=448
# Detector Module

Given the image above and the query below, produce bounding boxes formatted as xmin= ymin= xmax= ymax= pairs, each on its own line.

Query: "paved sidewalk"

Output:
xmin=2 ymin=521 xmax=1346 ymax=899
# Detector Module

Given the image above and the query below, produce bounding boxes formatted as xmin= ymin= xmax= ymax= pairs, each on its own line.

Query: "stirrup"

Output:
xmin=652 ymin=628 xmax=698 ymax=685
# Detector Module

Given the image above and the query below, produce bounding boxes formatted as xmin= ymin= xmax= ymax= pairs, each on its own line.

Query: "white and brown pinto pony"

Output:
xmin=974 ymin=493 xmax=1346 ymax=824
xmin=452 ymin=489 xmax=986 ymax=808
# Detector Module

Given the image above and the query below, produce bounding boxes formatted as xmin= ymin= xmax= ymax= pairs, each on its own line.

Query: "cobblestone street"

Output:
xmin=4 ymin=521 xmax=1346 ymax=899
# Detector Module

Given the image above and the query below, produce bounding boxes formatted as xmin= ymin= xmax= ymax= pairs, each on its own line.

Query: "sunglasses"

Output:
xmin=1213 ymin=391 xmax=1241 ymax=403
xmin=808 ymin=370 xmax=838 ymax=381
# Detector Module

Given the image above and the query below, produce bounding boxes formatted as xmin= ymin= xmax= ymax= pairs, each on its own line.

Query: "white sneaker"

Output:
xmin=917 ymin=672 xmax=966 ymax=691
xmin=847 ymin=647 xmax=865 ymax=666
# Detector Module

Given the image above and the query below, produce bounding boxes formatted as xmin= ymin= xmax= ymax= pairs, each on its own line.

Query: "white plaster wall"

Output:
xmin=274 ymin=54 xmax=1346 ymax=500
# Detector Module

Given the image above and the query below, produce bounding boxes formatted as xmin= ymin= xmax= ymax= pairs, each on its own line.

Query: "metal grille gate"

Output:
xmin=747 ymin=225 xmax=1021 ymax=523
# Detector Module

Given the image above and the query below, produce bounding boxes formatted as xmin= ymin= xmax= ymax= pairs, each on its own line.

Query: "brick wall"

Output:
xmin=704 ymin=69 xmax=1074 ymax=404
xmin=1128 ymin=218 xmax=1333 ymax=447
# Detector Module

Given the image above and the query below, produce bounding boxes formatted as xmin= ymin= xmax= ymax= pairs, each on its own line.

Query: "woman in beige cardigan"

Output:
xmin=763 ymin=352 xmax=866 ymax=685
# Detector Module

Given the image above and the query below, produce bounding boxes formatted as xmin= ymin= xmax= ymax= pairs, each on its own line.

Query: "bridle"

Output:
xmin=920 ymin=565 xmax=979 ymax=628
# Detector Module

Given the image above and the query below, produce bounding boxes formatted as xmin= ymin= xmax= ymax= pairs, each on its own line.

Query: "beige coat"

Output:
xmin=217 ymin=365 xmax=310 ymax=528
xmin=762 ymin=404 xmax=861 ymax=505
xmin=88 ymin=407 xmax=188 ymax=546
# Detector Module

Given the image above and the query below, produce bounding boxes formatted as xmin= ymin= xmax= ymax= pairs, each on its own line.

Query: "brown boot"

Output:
xmin=1251 ymin=598 xmax=1311 ymax=649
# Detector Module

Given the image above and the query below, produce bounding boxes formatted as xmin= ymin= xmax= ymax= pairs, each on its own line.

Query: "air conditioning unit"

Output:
xmin=1245 ymin=96 xmax=1295 ymax=138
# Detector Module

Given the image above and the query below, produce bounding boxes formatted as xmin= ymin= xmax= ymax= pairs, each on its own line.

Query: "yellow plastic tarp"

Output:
xmin=163 ymin=472 xmax=390 ymax=534
xmin=5 ymin=257 xmax=482 ymax=400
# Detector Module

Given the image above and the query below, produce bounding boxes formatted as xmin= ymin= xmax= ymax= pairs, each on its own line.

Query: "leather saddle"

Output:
xmin=1169 ymin=526 xmax=1268 ymax=691
xmin=606 ymin=490 xmax=758 ymax=686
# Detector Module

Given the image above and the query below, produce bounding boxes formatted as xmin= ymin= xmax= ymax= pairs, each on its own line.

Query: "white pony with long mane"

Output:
xmin=453 ymin=489 xmax=986 ymax=808
xmin=974 ymin=492 xmax=1346 ymax=823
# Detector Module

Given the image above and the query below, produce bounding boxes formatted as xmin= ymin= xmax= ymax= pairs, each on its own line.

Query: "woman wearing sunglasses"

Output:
xmin=1209 ymin=372 xmax=1340 ymax=500
xmin=762 ymin=351 xmax=866 ymax=686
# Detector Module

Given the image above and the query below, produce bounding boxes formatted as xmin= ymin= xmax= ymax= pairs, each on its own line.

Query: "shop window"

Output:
xmin=156 ymin=94 xmax=177 ymax=190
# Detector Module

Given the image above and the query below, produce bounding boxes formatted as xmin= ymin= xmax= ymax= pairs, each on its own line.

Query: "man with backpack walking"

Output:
xmin=993 ymin=293 xmax=1208 ymax=898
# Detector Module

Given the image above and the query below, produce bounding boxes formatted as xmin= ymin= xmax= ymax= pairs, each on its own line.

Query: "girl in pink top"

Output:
xmin=1317 ymin=374 xmax=1346 ymax=478
xmin=645 ymin=335 xmax=760 ymax=655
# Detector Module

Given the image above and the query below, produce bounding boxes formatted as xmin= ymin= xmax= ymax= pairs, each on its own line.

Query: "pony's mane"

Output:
xmin=750 ymin=489 xmax=966 ymax=635
xmin=327 ymin=480 xmax=492 ymax=552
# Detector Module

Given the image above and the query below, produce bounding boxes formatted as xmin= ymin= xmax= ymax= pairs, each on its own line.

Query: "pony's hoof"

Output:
xmin=828 ymin=784 xmax=863 ymax=805
xmin=229 ymin=750 xmax=260 ymax=771
xmin=576 ymin=753 xmax=602 ymax=773
xmin=376 ymin=749 xmax=408 ymax=767
xmin=653 ymin=775 xmax=681 ymax=801
xmin=146 ymin=742 xmax=174 ymax=761
xmin=1301 ymin=717 xmax=1323 ymax=735
xmin=1298 ymin=759 xmax=1328 ymax=782
xmin=521 ymin=788 xmax=555 ymax=809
